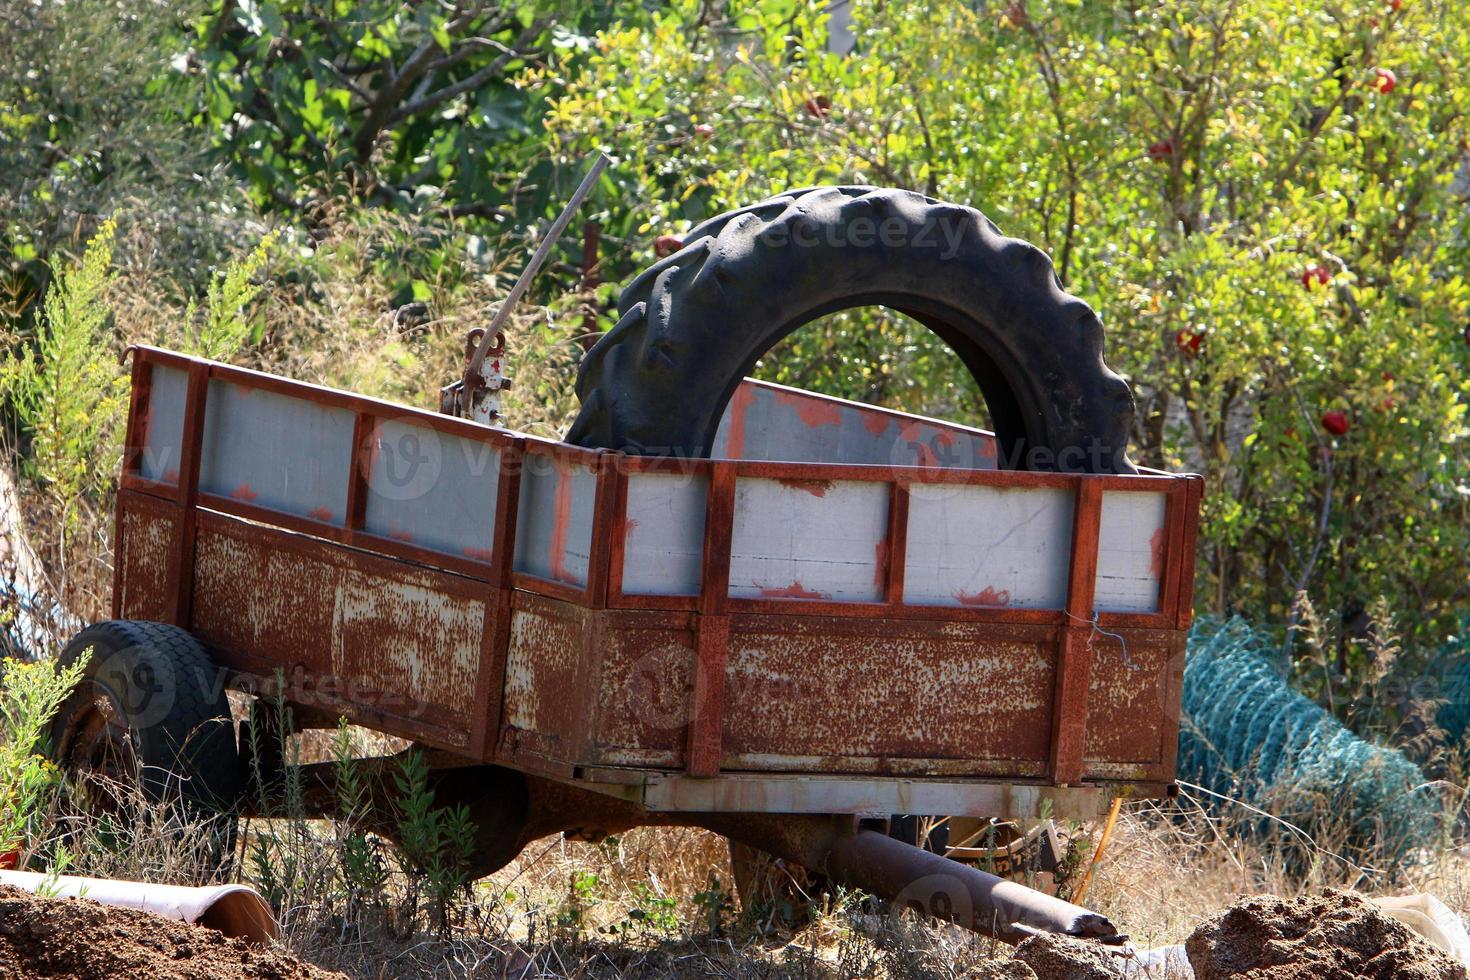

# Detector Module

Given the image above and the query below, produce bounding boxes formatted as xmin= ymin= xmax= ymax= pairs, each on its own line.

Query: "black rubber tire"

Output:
xmin=568 ymin=185 xmax=1135 ymax=473
xmin=49 ymin=621 xmax=240 ymax=823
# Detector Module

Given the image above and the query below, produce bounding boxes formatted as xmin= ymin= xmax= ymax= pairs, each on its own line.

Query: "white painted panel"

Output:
xmin=513 ymin=452 xmax=596 ymax=586
xmin=622 ymin=472 xmax=707 ymax=595
xmin=712 ymin=379 xmax=999 ymax=470
xmin=140 ymin=364 xmax=188 ymax=483
xmin=1095 ymin=491 xmax=1167 ymax=613
xmin=729 ymin=478 xmax=888 ymax=602
xmin=904 ymin=484 xmax=1074 ymax=609
xmin=199 ymin=380 xmax=353 ymax=523
xmin=363 ymin=420 xmax=500 ymax=560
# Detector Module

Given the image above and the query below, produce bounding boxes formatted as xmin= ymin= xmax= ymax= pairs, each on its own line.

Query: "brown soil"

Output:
xmin=0 ymin=885 xmax=346 ymax=980
xmin=1012 ymin=932 xmax=1122 ymax=978
xmin=1186 ymin=889 xmax=1467 ymax=980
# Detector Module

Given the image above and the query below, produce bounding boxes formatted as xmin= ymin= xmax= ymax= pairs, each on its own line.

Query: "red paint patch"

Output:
xmin=163 ymin=468 xmax=180 ymax=483
xmin=774 ymin=390 xmax=843 ymax=428
xmin=308 ymin=506 xmax=334 ymax=522
xmin=778 ymin=477 xmax=832 ymax=497
xmin=759 ymin=581 xmax=829 ymax=600
xmin=934 ymin=429 xmax=958 ymax=447
xmin=979 ymin=436 xmax=999 ymax=461
xmin=913 ymin=443 xmax=940 ymax=468
xmin=1149 ymin=527 xmax=1166 ymax=578
xmin=388 ymin=522 xmax=414 ymax=543
xmin=462 ymin=546 xmax=494 ymax=561
xmin=625 ymin=518 xmax=640 ymax=532
xmin=549 ymin=457 xmax=575 ymax=583
xmin=230 ymin=483 xmax=259 ymax=503
xmin=724 ymin=384 xmax=756 ymax=459
xmin=954 ymin=586 xmax=1012 ymax=607
xmin=860 ymin=410 xmax=890 ymax=435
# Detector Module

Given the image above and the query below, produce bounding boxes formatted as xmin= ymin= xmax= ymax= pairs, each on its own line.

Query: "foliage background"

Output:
xmin=4 ymin=0 xmax=1470 ymax=694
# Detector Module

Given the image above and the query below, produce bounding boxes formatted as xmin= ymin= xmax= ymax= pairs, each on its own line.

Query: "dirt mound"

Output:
xmin=1186 ymin=889 xmax=1467 ymax=980
xmin=0 ymin=885 xmax=345 ymax=980
xmin=1012 ymin=932 xmax=1122 ymax=978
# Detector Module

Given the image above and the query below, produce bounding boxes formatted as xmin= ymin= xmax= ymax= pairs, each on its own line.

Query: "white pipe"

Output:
xmin=0 ymin=870 xmax=278 ymax=943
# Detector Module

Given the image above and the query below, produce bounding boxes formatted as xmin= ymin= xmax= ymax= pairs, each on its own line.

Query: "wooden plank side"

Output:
xmin=139 ymin=362 xmax=188 ymax=484
xmin=1095 ymin=490 xmax=1168 ymax=613
xmin=199 ymin=378 xmax=355 ymax=526
xmin=711 ymin=378 xmax=999 ymax=470
xmin=903 ymin=483 xmax=1074 ymax=609
xmin=728 ymin=477 xmax=889 ymax=603
xmin=362 ymin=418 xmax=501 ymax=561
xmin=621 ymin=471 xmax=708 ymax=596
xmin=513 ymin=451 xmax=597 ymax=587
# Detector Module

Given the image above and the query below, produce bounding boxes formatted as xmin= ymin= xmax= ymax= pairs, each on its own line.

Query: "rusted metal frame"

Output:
xmin=604 ymin=460 xmax=630 ymax=602
xmin=116 ymin=354 xmax=182 ymax=505
xmin=221 ymin=666 xmax=473 ymax=754
xmin=343 ymin=411 xmax=374 ymax=533
xmin=506 ymin=439 xmax=606 ymax=604
xmin=129 ymin=345 xmax=525 ymax=447
xmin=475 ymin=437 xmax=524 ymax=762
xmin=1095 ymin=610 xmax=1173 ymax=630
xmin=1175 ymin=475 xmax=1205 ymax=628
xmin=686 ymin=461 xmax=735 ymax=778
xmin=163 ymin=361 xmax=209 ymax=627
xmin=119 ymin=352 xmax=153 ymax=482
xmin=724 ymin=596 xmax=1067 ymax=622
xmin=509 ymin=573 xmax=594 ymax=604
xmin=884 ymin=479 xmax=910 ymax=603
xmin=195 ymin=506 xmax=489 ymax=602
xmin=727 ymin=457 xmax=1185 ymax=492
xmin=118 ymin=470 xmax=183 ymax=502
xmin=113 ymin=356 xmax=156 ymax=616
xmin=112 ymin=488 xmax=179 ymax=622
xmin=195 ymin=491 xmax=494 ymax=582
xmin=191 ymin=507 xmax=486 ymax=748
xmin=585 ymin=452 xmax=621 ymax=608
xmin=603 ymin=455 xmax=711 ymax=611
xmin=1157 ymin=480 xmax=1188 ymax=625
xmin=729 ymin=611 xmax=1058 ymax=643
xmin=1050 ymin=476 xmax=1104 ymax=786
xmin=1157 ymin=630 xmax=1188 ymax=784
xmin=554 ymin=453 xmax=622 ymax=767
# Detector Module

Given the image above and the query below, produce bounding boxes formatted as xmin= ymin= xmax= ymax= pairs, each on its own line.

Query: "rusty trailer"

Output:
xmin=60 ymin=185 xmax=1203 ymax=943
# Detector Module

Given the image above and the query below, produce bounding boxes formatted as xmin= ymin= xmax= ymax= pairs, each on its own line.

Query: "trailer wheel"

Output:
xmin=568 ymin=185 xmax=1135 ymax=473
xmin=49 ymin=621 xmax=240 ymax=853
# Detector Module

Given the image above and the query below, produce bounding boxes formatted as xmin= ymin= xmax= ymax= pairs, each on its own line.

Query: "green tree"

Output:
xmin=548 ymin=0 xmax=1470 ymax=642
xmin=187 ymin=0 xmax=639 ymax=221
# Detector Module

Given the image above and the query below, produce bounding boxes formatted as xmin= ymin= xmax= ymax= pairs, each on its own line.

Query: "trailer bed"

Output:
xmin=114 ymin=346 xmax=1201 ymax=820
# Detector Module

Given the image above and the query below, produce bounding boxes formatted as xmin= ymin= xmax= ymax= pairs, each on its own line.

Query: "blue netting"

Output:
xmin=1433 ymin=625 xmax=1470 ymax=745
xmin=1179 ymin=618 xmax=1442 ymax=866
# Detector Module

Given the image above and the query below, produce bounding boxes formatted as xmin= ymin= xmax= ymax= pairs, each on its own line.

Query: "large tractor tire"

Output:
xmin=49 ymin=621 xmax=240 ymax=865
xmin=568 ymin=185 xmax=1135 ymax=473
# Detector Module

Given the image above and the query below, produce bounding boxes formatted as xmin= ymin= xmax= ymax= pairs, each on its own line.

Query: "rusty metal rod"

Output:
xmin=823 ymin=827 xmax=1119 ymax=944
xmin=461 ymin=152 xmax=610 ymax=406
xmin=692 ymin=811 xmax=1120 ymax=945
